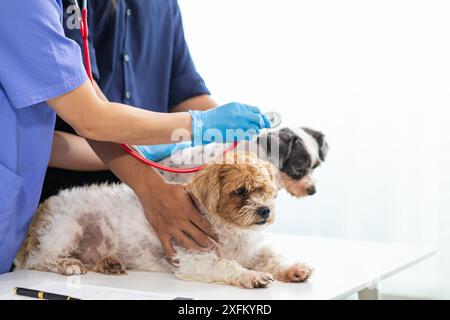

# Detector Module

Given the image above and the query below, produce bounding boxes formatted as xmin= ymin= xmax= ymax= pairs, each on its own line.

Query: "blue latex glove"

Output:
xmin=136 ymin=141 xmax=192 ymax=162
xmin=189 ymin=102 xmax=271 ymax=145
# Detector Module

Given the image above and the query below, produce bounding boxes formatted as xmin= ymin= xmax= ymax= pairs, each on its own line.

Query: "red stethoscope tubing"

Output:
xmin=120 ymin=142 xmax=239 ymax=174
xmin=79 ymin=4 xmax=92 ymax=82
xmin=77 ymin=0 xmax=237 ymax=173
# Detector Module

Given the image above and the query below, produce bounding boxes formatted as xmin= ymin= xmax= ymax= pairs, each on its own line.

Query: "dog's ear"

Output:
xmin=273 ymin=128 xmax=312 ymax=179
xmin=184 ymin=164 xmax=222 ymax=214
xmin=256 ymin=128 xmax=292 ymax=167
xmin=278 ymin=128 xmax=302 ymax=167
xmin=302 ymin=127 xmax=329 ymax=161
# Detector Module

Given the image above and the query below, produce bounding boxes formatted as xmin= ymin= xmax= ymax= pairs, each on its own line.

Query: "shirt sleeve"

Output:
xmin=63 ymin=0 xmax=100 ymax=82
xmin=0 ymin=0 xmax=88 ymax=109
xmin=169 ymin=0 xmax=210 ymax=108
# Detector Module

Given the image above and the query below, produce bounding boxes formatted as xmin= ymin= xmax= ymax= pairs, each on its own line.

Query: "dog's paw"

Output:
xmin=234 ymin=271 xmax=274 ymax=289
xmin=95 ymin=256 xmax=127 ymax=275
xmin=56 ymin=258 xmax=87 ymax=276
xmin=276 ymin=263 xmax=313 ymax=283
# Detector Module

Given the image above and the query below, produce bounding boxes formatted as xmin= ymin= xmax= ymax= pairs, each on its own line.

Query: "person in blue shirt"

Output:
xmin=0 ymin=0 xmax=270 ymax=274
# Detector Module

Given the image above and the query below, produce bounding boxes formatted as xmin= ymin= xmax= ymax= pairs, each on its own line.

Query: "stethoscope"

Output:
xmin=72 ymin=0 xmax=281 ymax=173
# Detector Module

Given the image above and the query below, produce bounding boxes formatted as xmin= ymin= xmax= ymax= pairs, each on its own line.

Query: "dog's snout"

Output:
xmin=256 ymin=206 xmax=271 ymax=218
xmin=307 ymin=186 xmax=316 ymax=196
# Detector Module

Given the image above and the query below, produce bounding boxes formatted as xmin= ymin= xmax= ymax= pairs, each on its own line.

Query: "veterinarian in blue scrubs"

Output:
xmin=0 ymin=0 xmax=269 ymax=274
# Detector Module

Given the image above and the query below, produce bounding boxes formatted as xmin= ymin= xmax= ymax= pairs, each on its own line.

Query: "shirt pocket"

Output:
xmin=0 ymin=162 xmax=24 ymax=243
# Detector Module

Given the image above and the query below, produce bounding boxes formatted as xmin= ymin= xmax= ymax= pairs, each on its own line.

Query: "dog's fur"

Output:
xmin=158 ymin=127 xmax=328 ymax=198
xmin=15 ymin=153 xmax=313 ymax=288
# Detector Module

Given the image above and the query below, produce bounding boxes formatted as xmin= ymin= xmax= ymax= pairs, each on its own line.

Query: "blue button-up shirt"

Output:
xmin=63 ymin=0 xmax=210 ymax=111
xmin=0 ymin=0 xmax=88 ymax=273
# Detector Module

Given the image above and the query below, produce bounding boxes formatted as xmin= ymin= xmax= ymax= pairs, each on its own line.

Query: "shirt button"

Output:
xmin=125 ymin=91 xmax=131 ymax=99
xmin=123 ymin=54 xmax=130 ymax=62
xmin=126 ymin=8 xmax=132 ymax=16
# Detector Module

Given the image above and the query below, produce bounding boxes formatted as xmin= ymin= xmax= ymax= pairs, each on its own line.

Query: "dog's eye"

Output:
xmin=312 ymin=161 xmax=321 ymax=169
xmin=234 ymin=187 xmax=247 ymax=196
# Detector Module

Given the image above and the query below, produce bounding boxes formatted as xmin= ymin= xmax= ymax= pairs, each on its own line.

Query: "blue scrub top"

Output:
xmin=0 ymin=0 xmax=88 ymax=273
xmin=63 ymin=0 xmax=210 ymax=111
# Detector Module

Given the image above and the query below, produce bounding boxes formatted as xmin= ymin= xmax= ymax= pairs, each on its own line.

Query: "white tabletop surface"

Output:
xmin=0 ymin=233 xmax=434 ymax=300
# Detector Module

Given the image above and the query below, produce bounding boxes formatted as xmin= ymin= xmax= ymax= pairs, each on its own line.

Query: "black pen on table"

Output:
xmin=14 ymin=287 xmax=81 ymax=300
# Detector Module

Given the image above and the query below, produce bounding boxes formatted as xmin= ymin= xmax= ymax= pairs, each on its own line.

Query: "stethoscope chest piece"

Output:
xmin=265 ymin=111 xmax=282 ymax=128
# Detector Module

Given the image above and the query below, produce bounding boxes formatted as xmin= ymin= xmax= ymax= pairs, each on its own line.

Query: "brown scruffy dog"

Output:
xmin=15 ymin=153 xmax=312 ymax=288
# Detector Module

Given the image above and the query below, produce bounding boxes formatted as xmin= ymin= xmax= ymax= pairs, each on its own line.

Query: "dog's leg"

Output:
xmin=174 ymin=251 xmax=273 ymax=288
xmin=248 ymin=247 xmax=312 ymax=283
xmin=93 ymin=256 xmax=127 ymax=275
xmin=42 ymin=258 xmax=88 ymax=276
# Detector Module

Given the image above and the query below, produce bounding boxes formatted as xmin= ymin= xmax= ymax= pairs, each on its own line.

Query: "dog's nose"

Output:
xmin=256 ymin=206 xmax=271 ymax=218
xmin=307 ymin=186 xmax=316 ymax=195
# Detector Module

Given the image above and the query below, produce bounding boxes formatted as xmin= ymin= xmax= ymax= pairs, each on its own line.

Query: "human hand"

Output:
xmin=139 ymin=182 xmax=218 ymax=257
xmin=189 ymin=102 xmax=271 ymax=145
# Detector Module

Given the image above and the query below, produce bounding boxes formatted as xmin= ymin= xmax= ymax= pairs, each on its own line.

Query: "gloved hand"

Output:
xmin=136 ymin=141 xmax=192 ymax=162
xmin=189 ymin=102 xmax=271 ymax=145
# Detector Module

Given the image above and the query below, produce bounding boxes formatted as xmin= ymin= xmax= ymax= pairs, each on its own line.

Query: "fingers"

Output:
xmin=186 ymin=191 xmax=219 ymax=242
xmin=190 ymin=215 xmax=219 ymax=242
xmin=226 ymin=102 xmax=260 ymax=114
xmin=246 ymin=104 xmax=272 ymax=129
xmin=246 ymin=105 xmax=262 ymax=114
xmin=253 ymin=113 xmax=271 ymax=129
xmin=181 ymin=200 xmax=216 ymax=248
xmin=184 ymin=222 xmax=215 ymax=248
xmin=261 ymin=114 xmax=271 ymax=128
xmin=248 ymin=113 xmax=268 ymax=130
xmin=160 ymin=234 xmax=176 ymax=258
xmin=173 ymin=230 xmax=204 ymax=252
xmin=160 ymin=228 xmax=212 ymax=258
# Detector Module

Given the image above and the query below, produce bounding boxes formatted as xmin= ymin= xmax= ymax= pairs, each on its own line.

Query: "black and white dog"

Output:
xmin=157 ymin=127 xmax=329 ymax=198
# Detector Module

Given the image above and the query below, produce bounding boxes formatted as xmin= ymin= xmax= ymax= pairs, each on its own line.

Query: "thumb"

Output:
xmin=261 ymin=114 xmax=271 ymax=129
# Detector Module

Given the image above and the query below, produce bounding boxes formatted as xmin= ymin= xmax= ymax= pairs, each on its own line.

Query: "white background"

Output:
xmin=178 ymin=0 xmax=450 ymax=298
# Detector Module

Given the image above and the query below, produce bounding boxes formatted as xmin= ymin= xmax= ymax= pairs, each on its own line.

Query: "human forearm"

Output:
xmin=86 ymin=140 xmax=164 ymax=196
xmin=84 ymin=101 xmax=191 ymax=144
xmin=49 ymin=131 xmax=106 ymax=171
xmin=48 ymin=81 xmax=191 ymax=145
